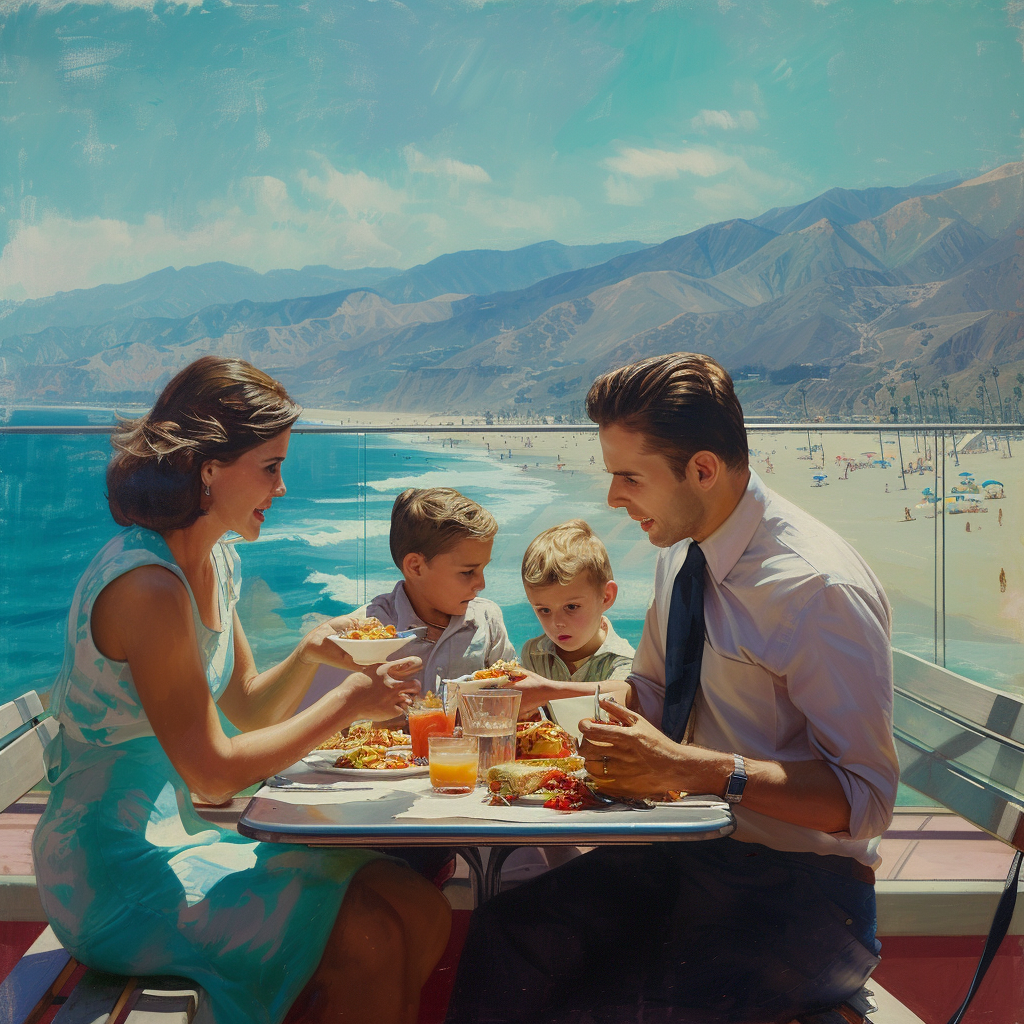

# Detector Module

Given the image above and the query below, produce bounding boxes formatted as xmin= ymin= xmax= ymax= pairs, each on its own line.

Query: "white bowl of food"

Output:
xmin=328 ymin=618 xmax=423 ymax=666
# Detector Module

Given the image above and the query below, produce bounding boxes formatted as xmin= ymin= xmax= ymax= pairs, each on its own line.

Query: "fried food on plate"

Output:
xmin=333 ymin=745 xmax=419 ymax=770
xmin=339 ymin=617 xmax=398 ymax=641
xmin=315 ymin=721 xmax=411 ymax=752
xmin=516 ymin=720 xmax=575 ymax=759
xmin=472 ymin=659 xmax=527 ymax=683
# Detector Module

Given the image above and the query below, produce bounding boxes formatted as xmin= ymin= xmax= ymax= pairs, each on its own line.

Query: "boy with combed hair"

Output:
xmin=520 ymin=519 xmax=634 ymax=686
xmin=366 ymin=487 xmax=515 ymax=687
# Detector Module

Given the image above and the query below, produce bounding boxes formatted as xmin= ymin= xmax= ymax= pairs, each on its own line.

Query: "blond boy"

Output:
xmin=514 ymin=520 xmax=634 ymax=715
xmin=366 ymin=487 xmax=515 ymax=688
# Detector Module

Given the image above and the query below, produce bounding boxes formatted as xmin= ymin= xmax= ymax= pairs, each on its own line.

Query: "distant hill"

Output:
xmin=751 ymin=179 xmax=964 ymax=235
xmin=374 ymin=240 xmax=648 ymax=304
xmin=0 ymin=239 xmax=649 ymax=344
xmin=0 ymin=263 xmax=399 ymax=343
xmin=2 ymin=164 xmax=1022 ymax=422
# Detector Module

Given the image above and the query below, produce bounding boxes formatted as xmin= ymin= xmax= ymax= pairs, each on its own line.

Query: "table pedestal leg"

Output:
xmin=458 ymin=847 xmax=485 ymax=906
xmin=483 ymin=846 xmax=517 ymax=901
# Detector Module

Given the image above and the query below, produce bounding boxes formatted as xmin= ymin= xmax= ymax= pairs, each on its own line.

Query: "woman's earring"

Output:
xmin=204 ymin=484 xmax=211 ymax=496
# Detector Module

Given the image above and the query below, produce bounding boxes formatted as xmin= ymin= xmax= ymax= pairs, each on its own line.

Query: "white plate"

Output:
xmin=302 ymin=752 xmax=428 ymax=778
xmin=328 ymin=630 xmax=418 ymax=665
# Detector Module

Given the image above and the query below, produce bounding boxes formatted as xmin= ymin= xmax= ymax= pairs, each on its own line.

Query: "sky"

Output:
xmin=0 ymin=0 xmax=1022 ymax=299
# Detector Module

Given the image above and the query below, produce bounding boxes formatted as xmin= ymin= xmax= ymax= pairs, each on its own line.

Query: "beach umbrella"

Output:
xmin=922 ymin=487 xmax=933 ymax=495
xmin=861 ymin=452 xmax=876 ymax=457
xmin=982 ymin=480 xmax=1003 ymax=487
xmin=813 ymin=474 xmax=827 ymax=480
xmin=959 ymin=471 xmax=973 ymax=477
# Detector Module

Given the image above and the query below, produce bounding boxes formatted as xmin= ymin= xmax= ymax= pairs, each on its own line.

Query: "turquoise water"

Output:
xmin=4 ymin=413 xmax=1012 ymax=812
xmin=2 ymin=414 xmax=1018 ymax=707
xmin=0 ymin=417 xmax=653 ymax=707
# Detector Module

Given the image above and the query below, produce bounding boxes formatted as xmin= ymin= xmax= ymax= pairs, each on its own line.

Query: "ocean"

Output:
xmin=2 ymin=409 xmax=1018 ymax=713
xmin=0 ymin=411 xmax=654 ymax=708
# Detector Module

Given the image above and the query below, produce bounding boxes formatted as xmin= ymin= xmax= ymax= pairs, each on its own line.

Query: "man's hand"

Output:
xmin=579 ymin=699 xmax=701 ymax=799
xmin=338 ymin=657 xmax=422 ymax=722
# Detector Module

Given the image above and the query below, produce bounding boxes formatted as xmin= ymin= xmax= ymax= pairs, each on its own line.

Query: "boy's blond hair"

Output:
xmin=521 ymin=519 xmax=613 ymax=590
xmin=390 ymin=487 xmax=498 ymax=568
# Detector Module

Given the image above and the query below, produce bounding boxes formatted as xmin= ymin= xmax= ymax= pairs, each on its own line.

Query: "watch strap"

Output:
xmin=724 ymin=753 xmax=747 ymax=804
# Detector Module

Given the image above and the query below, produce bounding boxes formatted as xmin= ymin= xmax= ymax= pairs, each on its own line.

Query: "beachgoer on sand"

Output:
xmin=1000 ymin=569 xmax=1007 ymax=593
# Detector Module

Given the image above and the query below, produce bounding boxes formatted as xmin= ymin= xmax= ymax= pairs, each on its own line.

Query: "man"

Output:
xmin=446 ymin=353 xmax=899 ymax=1024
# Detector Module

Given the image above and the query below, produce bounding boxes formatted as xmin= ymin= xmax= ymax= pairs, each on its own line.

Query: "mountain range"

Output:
xmin=2 ymin=166 xmax=1022 ymax=422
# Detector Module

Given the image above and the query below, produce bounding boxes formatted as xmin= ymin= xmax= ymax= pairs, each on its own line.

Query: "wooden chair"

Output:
xmin=0 ymin=691 xmax=202 ymax=1024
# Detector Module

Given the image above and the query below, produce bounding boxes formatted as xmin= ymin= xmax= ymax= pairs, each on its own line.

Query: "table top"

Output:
xmin=237 ymin=761 xmax=736 ymax=847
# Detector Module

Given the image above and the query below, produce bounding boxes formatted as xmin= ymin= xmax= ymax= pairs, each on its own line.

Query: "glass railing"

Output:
xmin=2 ymin=421 xmax=1020 ymax=714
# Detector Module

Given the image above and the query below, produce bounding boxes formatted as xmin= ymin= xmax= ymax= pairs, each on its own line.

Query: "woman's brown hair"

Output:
xmin=586 ymin=352 xmax=748 ymax=477
xmin=107 ymin=356 xmax=302 ymax=532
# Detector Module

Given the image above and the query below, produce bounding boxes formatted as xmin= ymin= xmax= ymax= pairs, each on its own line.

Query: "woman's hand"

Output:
xmin=579 ymin=698 xmax=692 ymax=799
xmin=296 ymin=614 xmax=363 ymax=671
xmin=339 ymin=656 xmax=422 ymax=723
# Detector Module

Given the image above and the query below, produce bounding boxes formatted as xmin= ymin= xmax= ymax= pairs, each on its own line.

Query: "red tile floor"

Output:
xmin=2 ymin=804 xmax=1021 ymax=1024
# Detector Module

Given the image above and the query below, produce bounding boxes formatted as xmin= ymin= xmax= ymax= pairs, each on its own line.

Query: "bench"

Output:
xmin=0 ymin=691 xmax=202 ymax=1024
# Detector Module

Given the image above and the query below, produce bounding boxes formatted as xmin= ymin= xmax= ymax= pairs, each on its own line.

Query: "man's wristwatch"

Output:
xmin=724 ymin=753 xmax=748 ymax=804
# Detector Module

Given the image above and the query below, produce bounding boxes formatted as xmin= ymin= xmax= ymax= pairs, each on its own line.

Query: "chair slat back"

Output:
xmin=893 ymin=649 xmax=1024 ymax=851
xmin=0 ymin=692 xmax=44 ymax=750
xmin=0 ymin=691 xmax=58 ymax=813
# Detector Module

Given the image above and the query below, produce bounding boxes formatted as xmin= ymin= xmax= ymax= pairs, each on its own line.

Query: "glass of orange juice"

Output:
xmin=428 ymin=735 xmax=479 ymax=794
xmin=407 ymin=695 xmax=455 ymax=758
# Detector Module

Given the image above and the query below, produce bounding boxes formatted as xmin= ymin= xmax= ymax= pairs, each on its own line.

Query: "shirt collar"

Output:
xmin=699 ymin=468 xmax=766 ymax=586
xmin=534 ymin=616 xmax=632 ymax=660
xmin=392 ymin=580 xmax=473 ymax=635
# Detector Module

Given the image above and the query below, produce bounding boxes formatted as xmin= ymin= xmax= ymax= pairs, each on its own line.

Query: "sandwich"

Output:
xmin=486 ymin=758 xmax=593 ymax=810
xmin=516 ymin=720 xmax=575 ymax=759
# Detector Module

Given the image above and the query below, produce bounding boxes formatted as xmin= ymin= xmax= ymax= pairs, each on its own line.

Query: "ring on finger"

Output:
xmin=602 ymin=755 xmax=609 ymax=776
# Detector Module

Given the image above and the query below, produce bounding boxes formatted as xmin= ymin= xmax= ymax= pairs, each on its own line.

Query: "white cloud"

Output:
xmin=690 ymin=109 xmax=759 ymax=131
xmin=0 ymin=0 xmax=202 ymax=9
xmin=404 ymin=145 xmax=491 ymax=183
xmin=604 ymin=145 xmax=735 ymax=180
xmin=603 ymin=175 xmax=644 ymax=206
xmin=297 ymin=159 xmax=406 ymax=218
xmin=0 ymin=172 xmax=408 ymax=299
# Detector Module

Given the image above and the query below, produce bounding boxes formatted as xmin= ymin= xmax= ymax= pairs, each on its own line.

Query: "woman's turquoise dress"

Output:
xmin=33 ymin=526 xmax=380 ymax=1024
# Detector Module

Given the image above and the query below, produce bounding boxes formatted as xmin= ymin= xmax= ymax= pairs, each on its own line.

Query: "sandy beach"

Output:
xmin=305 ymin=408 xmax=1023 ymax=692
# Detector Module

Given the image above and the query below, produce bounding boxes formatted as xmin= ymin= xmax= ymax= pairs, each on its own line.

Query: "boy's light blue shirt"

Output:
xmin=520 ymin=616 xmax=635 ymax=683
xmin=367 ymin=581 xmax=516 ymax=690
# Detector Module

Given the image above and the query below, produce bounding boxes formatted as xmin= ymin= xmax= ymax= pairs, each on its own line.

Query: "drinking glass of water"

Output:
xmin=457 ymin=690 xmax=522 ymax=780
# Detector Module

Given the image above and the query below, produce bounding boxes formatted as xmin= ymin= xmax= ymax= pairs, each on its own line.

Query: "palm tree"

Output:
xmin=976 ymin=385 xmax=987 ymax=422
xmin=1014 ymin=385 xmax=1023 ymax=424
xmin=930 ymin=387 xmax=942 ymax=422
xmin=991 ymin=365 xmax=1003 ymax=422
xmin=798 ymin=386 xmax=810 ymax=421
xmin=941 ymin=378 xmax=953 ymax=422
xmin=978 ymin=373 xmax=995 ymax=421
xmin=910 ymin=370 xmax=924 ymax=421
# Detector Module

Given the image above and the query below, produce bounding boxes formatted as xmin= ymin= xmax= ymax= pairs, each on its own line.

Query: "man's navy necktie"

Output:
xmin=661 ymin=542 xmax=707 ymax=743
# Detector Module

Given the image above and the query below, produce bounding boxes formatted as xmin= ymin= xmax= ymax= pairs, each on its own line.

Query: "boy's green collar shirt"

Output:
xmin=521 ymin=616 xmax=635 ymax=683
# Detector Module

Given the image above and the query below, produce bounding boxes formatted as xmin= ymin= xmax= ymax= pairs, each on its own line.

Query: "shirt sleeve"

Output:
xmin=780 ymin=582 xmax=899 ymax=841
xmin=520 ymin=637 xmax=545 ymax=673
xmin=605 ymin=654 xmax=635 ymax=680
xmin=487 ymin=612 xmax=517 ymax=664
xmin=625 ymin=598 xmax=666 ymax=723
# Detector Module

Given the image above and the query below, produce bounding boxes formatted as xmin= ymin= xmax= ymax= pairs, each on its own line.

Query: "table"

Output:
xmin=237 ymin=762 xmax=735 ymax=901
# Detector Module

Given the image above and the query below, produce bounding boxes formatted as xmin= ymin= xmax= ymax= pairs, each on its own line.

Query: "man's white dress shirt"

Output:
xmin=628 ymin=470 xmax=899 ymax=868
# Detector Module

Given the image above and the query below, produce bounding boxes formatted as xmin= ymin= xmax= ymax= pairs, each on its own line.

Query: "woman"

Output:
xmin=33 ymin=356 xmax=451 ymax=1024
